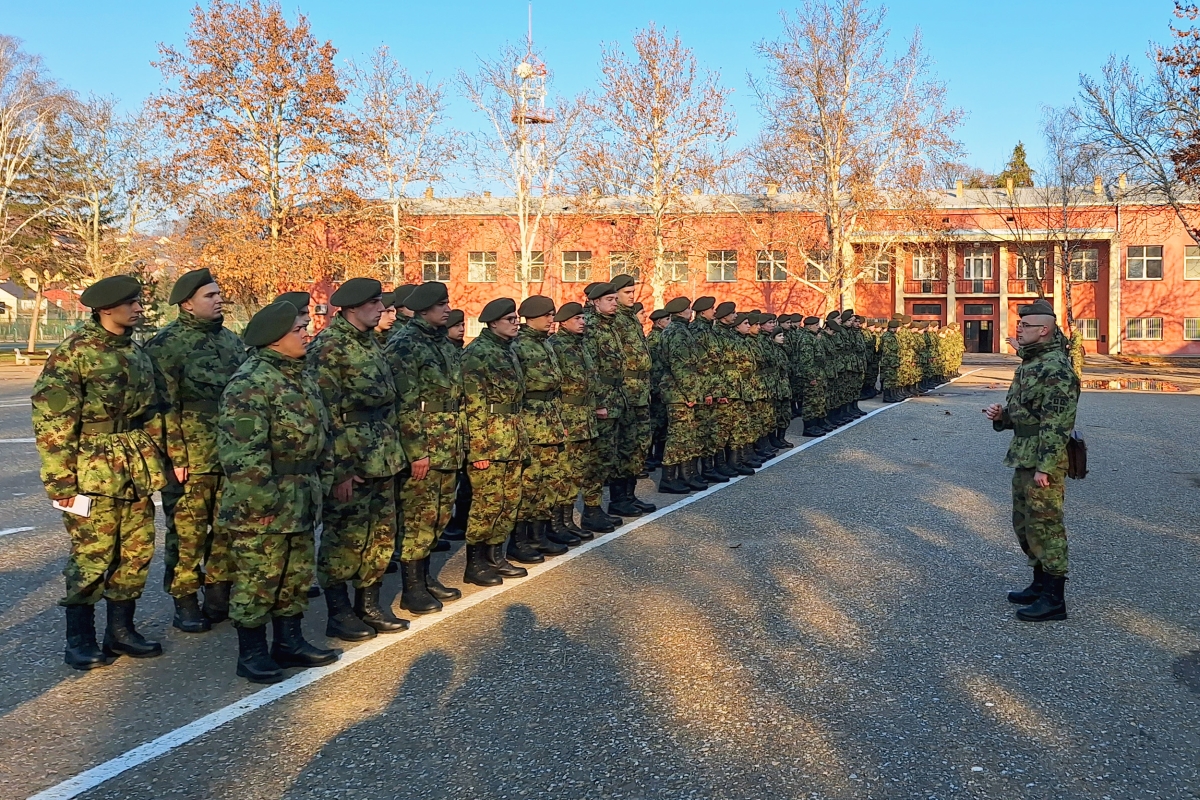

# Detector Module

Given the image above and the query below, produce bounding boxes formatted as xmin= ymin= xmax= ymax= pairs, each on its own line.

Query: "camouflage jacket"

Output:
xmin=218 ymin=348 xmax=333 ymax=533
xmin=715 ymin=322 xmax=752 ymax=401
xmin=993 ymin=337 xmax=1080 ymax=474
xmin=766 ymin=337 xmax=792 ymax=400
xmin=32 ymin=320 xmax=169 ymax=501
xmin=385 ymin=315 xmax=466 ymax=471
xmin=690 ymin=317 xmax=724 ymax=400
xmin=306 ymin=314 xmax=407 ymax=483
xmin=647 ymin=328 xmax=665 ymax=402
xmin=615 ymin=305 xmax=652 ymax=407
xmin=462 ymin=328 xmax=529 ymax=463
xmin=819 ymin=330 xmax=839 ymax=380
xmin=513 ymin=325 xmax=566 ymax=446
xmin=879 ymin=331 xmax=900 ymax=373
xmin=144 ymin=311 xmax=246 ymax=474
xmin=584 ymin=310 xmax=627 ymax=419
xmin=549 ymin=327 xmax=598 ymax=442
xmin=796 ymin=329 xmax=824 ymax=387
xmin=659 ymin=316 xmax=705 ymax=405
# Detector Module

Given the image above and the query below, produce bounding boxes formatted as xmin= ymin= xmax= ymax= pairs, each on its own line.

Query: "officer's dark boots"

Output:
xmin=398 ymin=561 xmax=442 ymax=615
xmin=64 ymin=604 xmax=106 ymax=671
xmin=464 ymin=543 xmax=503 ymax=586
xmin=530 ymin=519 xmax=569 ymax=555
xmin=581 ymin=505 xmax=617 ymax=534
xmin=486 ymin=542 xmax=528 ymax=578
xmin=557 ymin=504 xmax=591 ymax=540
xmin=103 ymin=599 xmax=163 ymax=659
xmin=547 ymin=508 xmax=582 ymax=546
xmin=775 ymin=427 xmax=794 ymax=448
xmin=1007 ymin=566 xmax=1046 ymax=605
xmin=740 ymin=445 xmax=763 ymax=470
xmin=1016 ymin=574 xmax=1067 ymax=622
xmin=173 ymin=592 xmax=211 ymax=633
xmin=202 ymin=581 xmax=231 ymax=623
xmin=235 ymin=624 xmax=283 ymax=684
xmin=271 ymin=614 xmax=340 ymax=668
xmin=702 ymin=454 xmax=730 ymax=483
xmin=684 ymin=460 xmax=709 ymax=491
xmin=354 ymin=584 xmax=408 ymax=633
xmin=507 ymin=521 xmax=546 ymax=564
xmin=627 ymin=477 xmax=656 ymax=513
xmin=716 ymin=448 xmax=739 ymax=478
xmin=755 ymin=436 xmax=775 ymax=459
xmin=607 ymin=480 xmax=643 ymax=518
xmin=325 ymin=583 xmax=377 ymax=640
xmin=424 ymin=557 xmax=462 ymax=601
xmin=802 ymin=420 xmax=825 ymax=437
xmin=658 ymin=463 xmax=689 ymax=494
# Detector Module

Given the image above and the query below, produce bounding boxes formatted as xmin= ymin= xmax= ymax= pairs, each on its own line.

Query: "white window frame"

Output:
xmin=562 ymin=251 xmax=592 ymax=283
xmin=608 ymin=252 xmax=640 ymax=283
xmin=421 ymin=252 xmax=450 ymax=282
xmin=1077 ymin=318 xmax=1099 ymax=340
xmin=466 ymin=318 xmax=484 ymax=339
xmin=467 ymin=251 xmax=497 ymax=283
xmin=379 ymin=252 xmax=404 ymax=283
xmin=660 ymin=251 xmax=688 ymax=283
xmin=1184 ymin=317 xmax=1200 ymax=341
xmin=912 ymin=253 xmax=939 ymax=281
xmin=756 ymin=250 xmax=787 ymax=282
xmin=515 ymin=250 xmax=545 ymax=283
xmin=706 ymin=250 xmax=738 ymax=282
xmin=1069 ymin=249 xmax=1099 ymax=282
xmin=1185 ymin=246 xmax=1200 ymax=280
xmin=805 ymin=259 xmax=829 ymax=283
xmin=1127 ymin=245 xmax=1163 ymax=280
xmin=1016 ymin=249 xmax=1047 ymax=280
xmin=1125 ymin=317 xmax=1163 ymax=340
xmin=962 ymin=247 xmax=994 ymax=280
xmin=863 ymin=253 xmax=891 ymax=284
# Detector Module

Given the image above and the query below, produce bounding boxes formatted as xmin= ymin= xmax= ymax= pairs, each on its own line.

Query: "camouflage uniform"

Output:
xmin=386 ymin=315 xmax=466 ymax=562
xmin=646 ymin=327 xmax=667 ymax=457
xmin=512 ymin=324 xmax=567 ymax=522
xmin=720 ymin=322 xmax=757 ymax=448
xmin=796 ymin=328 xmax=828 ymax=422
xmin=614 ymin=304 xmax=653 ymax=478
xmin=307 ymin=315 xmax=407 ymax=589
xmin=218 ymin=348 xmax=334 ymax=627
xmin=690 ymin=317 xmax=723 ymax=456
xmin=993 ymin=338 xmax=1080 ymax=576
xmin=145 ymin=311 xmax=246 ymax=598
xmin=584 ymin=308 xmax=628 ymax=490
xmin=879 ymin=330 xmax=901 ymax=390
xmin=658 ymin=315 xmax=705 ymax=466
xmin=549 ymin=326 xmax=600 ymax=508
xmin=462 ymin=328 xmax=529 ymax=546
xmin=33 ymin=320 xmax=169 ymax=606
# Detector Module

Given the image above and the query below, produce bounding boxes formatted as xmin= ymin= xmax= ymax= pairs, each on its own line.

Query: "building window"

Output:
xmin=421 ymin=252 xmax=450 ymax=282
xmin=913 ymin=303 xmax=943 ymax=315
xmin=963 ymin=303 xmax=994 ymax=316
xmin=913 ymin=253 xmax=940 ymax=281
xmin=379 ymin=252 xmax=404 ymax=283
xmin=661 ymin=251 xmax=688 ymax=282
xmin=608 ymin=252 xmax=641 ymax=282
xmin=1127 ymin=246 xmax=1163 ymax=280
xmin=515 ymin=251 xmax=545 ymax=282
xmin=466 ymin=318 xmax=484 ymax=338
xmin=562 ymin=251 xmax=592 ymax=283
xmin=805 ymin=259 xmax=829 ymax=283
xmin=1186 ymin=246 xmax=1200 ymax=280
xmin=706 ymin=250 xmax=738 ymax=282
xmin=1077 ymin=318 xmax=1099 ymax=340
xmin=962 ymin=247 xmax=994 ymax=280
xmin=1016 ymin=250 xmax=1046 ymax=279
xmin=1069 ymin=249 xmax=1099 ymax=282
xmin=864 ymin=252 xmax=891 ymax=283
xmin=467 ymin=251 xmax=497 ymax=283
xmin=1125 ymin=317 xmax=1163 ymax=340
xmin=1185 ymin=318 xmax=1200 ymax=341
xmin=756 ymin=250 xmax=787 ymax=282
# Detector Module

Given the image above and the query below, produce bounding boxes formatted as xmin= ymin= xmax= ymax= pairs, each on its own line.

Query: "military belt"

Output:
xmin=624 ymin=369 xmax=649 ymax=380
xmin=597 ymin=375 xmax=624 ymax=387
xmin=487 ymin=402 xmax=521 ymax=414
xmin=1013 ymin=423 xmax=1041 ymax=438
xmin=561 ymin=394 xmax=590 ymax=406
xmin=343 ymin=407 xmax=389 ymax=424
xmin=182 ymin=400 xmax=219 ymax=414
xmin=418 ymin=398 xmax=460 ymax=413
xmin=275 ymin=459 xmax=318 ymax=476
xmin=80 ymin=417 xmax=145 ymax=435
xmin=524 ymin=390 xmax=558 ymax=402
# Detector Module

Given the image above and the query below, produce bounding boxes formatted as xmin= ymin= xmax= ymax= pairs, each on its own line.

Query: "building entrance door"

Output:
xmin=963 ymin=319 xmax=993 ymax=353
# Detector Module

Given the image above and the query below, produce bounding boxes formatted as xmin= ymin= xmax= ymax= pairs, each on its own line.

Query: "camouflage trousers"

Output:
xmin=694 ymin=402 xmax=717 ymax=454
xmin=519 ymin=443 xmax=567 ymax=521
xmin=1012 ymin=467 xmax=1069 ymax=576
xmin=619 ymin=404 xmax=653 ymax=479
xmin=664 ymin=404 xmax=700 ymax=466
xmin=593 ymin=416 xmax=623 ymax=485
xmin=229 ymin=528 xmax=313 ymax=628
xmin=729 ymin=399 xmax=755 ymax=447
xmin=774 ymin=399 xmax=792 ymax=431
xmin=802 ymin=379 xmax=827 ymax=421
xmin=61 ymin=495 xmax=155 ymax=606
xmin=318 ymin=475 xmax=396 ymax=589
xmin=881 ymin=365 xmax=901 ymax=390
xmin=162 ymin=473 xmax=234 ymax=598
xmin=650 ymin=398 xmax=667 ymax=444
xmin=711 ymin=399 xmax=736 ymax=450
xmin=563 ymin=438 xmax=600 ymax=507
xmin=753 ymin=400 xmax=773 ymax=438
xmin=399 ymin=468 xmax=457 ymax=562
xmin=467 ymin=460 xmax=523 ymax=546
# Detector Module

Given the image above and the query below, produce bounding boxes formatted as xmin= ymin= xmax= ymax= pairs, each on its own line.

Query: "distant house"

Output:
xmin=0 ymin=282 xmax=86 ymax=323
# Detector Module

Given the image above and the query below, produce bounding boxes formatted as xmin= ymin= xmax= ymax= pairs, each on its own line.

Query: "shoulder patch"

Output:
xmin=235 ymin=416 xmax=258 ymax=438
xmin=44 ymin=387 xmax=72 ymax=413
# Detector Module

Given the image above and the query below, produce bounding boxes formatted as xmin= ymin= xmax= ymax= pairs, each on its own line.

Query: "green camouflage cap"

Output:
xmin=480 ymin=297 xmax=517 ymax=323
xmin=394 ymin=283 xmax=417 ymax=308
xmin=243 ymin=300 xmax=300 ymax=347
xmin=554 ymin=302 xmax=584 ymax=322
xmin=803 ymin=316 xmax=820 ymax=325
xmin=80 ymin=275 xmax=141 ymax=309
xmin=1018 ymin=298 xmax=1055 ymax=317
xmin=168 ymin=268 xmax=215 ymax=305
xmin=330 ymin=277 xmax=382 ymax=308
xmin=380 ymin=291 xmax=396 ymax=309
xmin=406 ymin=281 xmax=449 ymax=312
xmin=840 ymin=308 xmax=855 ymax=322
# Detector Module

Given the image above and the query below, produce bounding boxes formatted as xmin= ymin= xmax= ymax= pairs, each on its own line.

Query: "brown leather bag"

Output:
xmin=1066 ymin=430 xmax=1088 ymax=479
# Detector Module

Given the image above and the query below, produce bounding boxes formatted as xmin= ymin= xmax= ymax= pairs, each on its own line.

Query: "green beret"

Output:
xmin=406 ymin=282 xmax=449 ymax=313
xmin=585 ymin=282 xmax=617 ymax=301
xmin=243 ymin=301 xmax=300 ymax=347
xmin=841 ymin=308 xmax=855 ymax=321
xmin=394 ymin=284 xmax=417 ymax=308
xmin=480 ymin=297 xmax=517 ymax=323
xmin=554 ymin=302 xmax=584 ymax=323
xmin=381 ymin=291 xmax=396 ymax=309
xmin=901 ymin=314 xmax=913 ymax=324
xmin=609 ymin=273 xmax=636 ymax=290
xmin=888 ymin=318 xmax=901 ymax=329
xmin=330 ymin=277 xmax=382 ymax=308
xmin=649 ymin=309 xmax=670 ymax=321
xmin=1018 ymin=298 xmax=1055 ymax=317
xmin=825 ymin=310 xmax=839 ymax=321
xmin=447 ymin=309 xmax=465 ymax=327
xmin=826 ymin=318 xmax=842 ymax=331
xmin=80 ymin=275 xmax=142 ymax=309
xmin=519 ymin=295 xmax=555 ymax=318
xmin=761 ymin=313 xmax=777 ymax=323
xmin=631 ymin=301 xmax=644 ymax=314
xmin=715 ymin=301 xmax=736 ymax=318
xmin=275 ymin=291 xmax=311 ymax=312
xmin=168 ymin=268 xmax=215 ymax=305
xmin=733 ymin=312 xmax=753 ymax=326
xmin=804 ymin=316 xmax=820 ymax=325
xmin=583 ymin=282 xmax=602 ymax=298
xmin=664 ymin=296 xmax=690 ymax=314
xmin=692 ymin=296 xmax=716 ymax=312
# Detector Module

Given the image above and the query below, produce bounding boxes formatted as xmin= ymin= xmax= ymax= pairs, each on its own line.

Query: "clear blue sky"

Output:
xmin=2 ymin=0 xmax=1177 ymax=186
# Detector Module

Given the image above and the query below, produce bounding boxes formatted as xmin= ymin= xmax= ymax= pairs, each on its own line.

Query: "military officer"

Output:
xmin=375 ymin=290 xmax=398 ymax=344
xmin=689 ymin=296 xmax=732 ymax=481
xmin=657 ymin=296 xmax=707 ymax=494
xmin=879 ymin=318 xmax=903 ymax=403
xmin=609 ymin=274 xmax=656 ymax=516
xmin=275 ymin=291 xmax=312 ymax=330
xmin=442 ymin=308 xmax=471 ymax=542
xmin=645 ymin=308 xmax=670 ymax=472
xmin=584 ymin=282 xmax=633 ymax=522
xmin=549 ymin=302 xmax=605 ymax=536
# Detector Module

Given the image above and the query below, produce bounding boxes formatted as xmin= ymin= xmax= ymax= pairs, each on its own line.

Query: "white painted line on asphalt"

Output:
xmin=29 ymin=368 xmax=983 ymax=800
xmin=0 ymin=438 xmax=35 ymax=443
xmin=0 ymin=401 xmax=32 ymax=407
xmin=0 ymin=526 xmax=35 ymax=537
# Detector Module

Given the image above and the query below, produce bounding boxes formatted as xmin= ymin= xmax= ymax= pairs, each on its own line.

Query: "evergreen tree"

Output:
xmin=995 ymin=142 xmax=1035 ymax=187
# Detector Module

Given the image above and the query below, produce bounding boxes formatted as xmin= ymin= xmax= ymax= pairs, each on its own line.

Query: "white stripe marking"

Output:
xmin=0 ymin=401 xmax=32 ymax=407
xmin=0 ymin=526 xmax=35 ymax=537
xmin=28 ymin=369 xmax=982 ymax=800
xmin=0 ymin=438 xmax=34 ymax=443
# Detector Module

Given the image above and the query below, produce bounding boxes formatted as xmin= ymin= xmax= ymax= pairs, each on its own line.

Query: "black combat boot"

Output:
xmin=716 ymin=448 xmax=739 ymax=478
xmin=271 ymin=614 xmax=340 ymax=668
xmin=730 ymin=446 xmax=756 ymax=475
xmin=442 ymin=475 xmax=471 ymax=541
xmin=627 ymin=477 xmax=657 ymax=513
xmin=702 ymin=454 xmax=730 ymax=483
xmin=607 ymin=480 xmax=644 ymax=518
xmin=103 ymin=599 xmax=163 ymax=659
xmin=173 ymin=592 xmax=211 ymax=633
xmin=547 ymin=508 xmax=583 ymax=546
xmin=682 ymin=460 xmax=708 ymax=491
xmin=64 ymin=604 xmax=107 ymax=671
xmin=424 ymin=557 xmax=461 ymax=601
xmin=529 ymin=519 xmax=569 ymax=555
xmin=354 ymin=584 xmax=409 ymax=632
xmin=202 ymin=581 xmax=231 ymax=623
xmin=507 ymin=521 xmax=546 ymax=564
xmin=802 ymin=420 xmax=825 ymax=437
xmin=740 ymin=445 xmax=763 ymax=469
xmin=1007 ymin=566 xmax=1046 ymax=605
xmin=431 ymin=538 xmax=452 ymax=552
xmin=776 ymin=427 xmax=795 ymax=448
xmin=324 ymin=583 xmax=377 ymax=641
xmin=486 ymin=542 xmax=528 ymax=577
xmin=464 ymin=543 xmax=503 ymax=586
xmin=852 ymin=402 xmax=866 ymax=418
xmin=645 ymin=437 xmax=664 ymax=471
xmin=755 ymin=436 xmax=775 ymax=459
xmin=398 ymin=561 xmax=442 ymax=614
xmin=235 ymin=623 xmax=283 ymax=684
xmin=1016 ymin=574 xmax=1067 ymax=622
xmin=557 ymin=504 xmax=591 ymax=540
xmin=581 ymin=505 xmax=617 ymax=534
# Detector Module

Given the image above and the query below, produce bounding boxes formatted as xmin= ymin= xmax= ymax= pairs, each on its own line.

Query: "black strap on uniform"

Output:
xmin=274 ymin=459 xmax=318 ymax=475
xmin=182 ymin=400 xmax=219 ymax=414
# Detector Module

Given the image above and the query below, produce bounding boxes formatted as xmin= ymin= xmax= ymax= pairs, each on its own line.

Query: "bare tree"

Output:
xmin=751 ymin=0 xmax=962 ymax=306
xmin=577 ymin=24 xmax=737 ymax=307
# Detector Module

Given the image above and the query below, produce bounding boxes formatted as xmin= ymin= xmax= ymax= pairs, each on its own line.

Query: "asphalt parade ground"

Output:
xmin=1 ymin=363 xmax=1198 ymax=800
